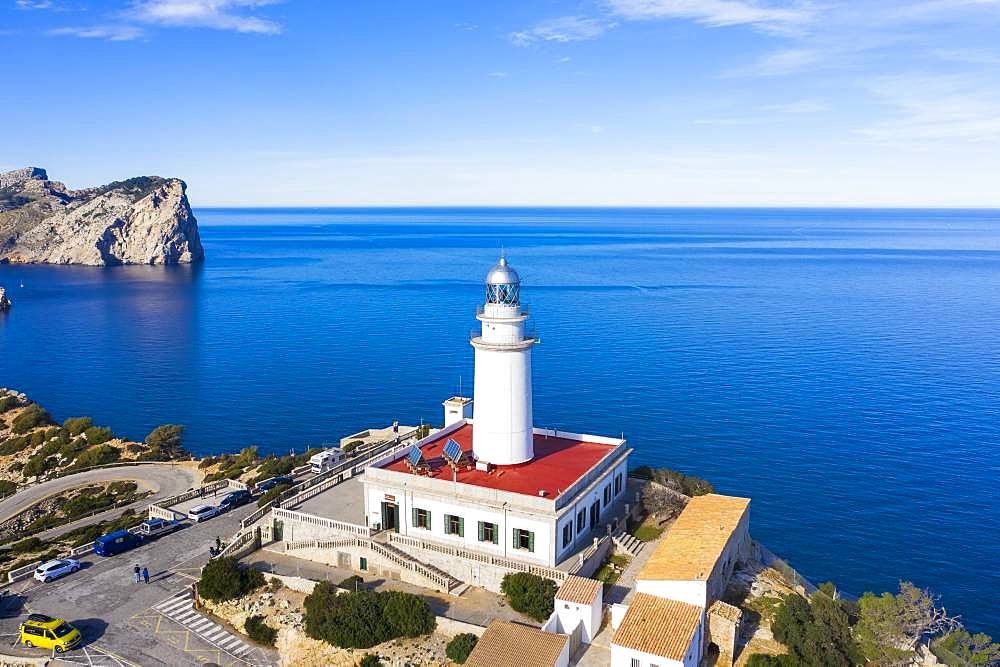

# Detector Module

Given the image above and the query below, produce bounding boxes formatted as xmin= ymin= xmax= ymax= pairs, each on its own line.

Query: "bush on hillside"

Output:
xmin=63 ymin=416 xmax=93 ymax=436
xmin=72 ymin=444 xmax=120 ymax=469
xmin=446 ymin=633 xmax=478 ymax=664
xmin=0 ymin=436 xmax=29 ymax=456
xmin=632 ymin=465 xmax=714 ymax=496
xmin=0 ymin=396 xmax=21 ymax=413
xmin=303 ymin=584 xmax=435 ymax=649
xmin=23 ymin=454 xmax=55 ymax=478
xmin=11 ymin=404 xmax=54 ymax=434
xmin=769 ymin=588 xmax=860 ymax=667
xmin=143 ymin=424 xmax=189 ymax=460
xmin=244 ymin=615 xmax=278 ymax=646
xmin=380 ymin=590 xmax=436 ymax=637
xmin=0 ymin=480 xmax=16 ymax=496
xmin=305 ymin=584 xmax=387 ymax=649
xmin=500 ymin=572 xmax=557 ymax=622
xmin=197 ymin=557 xmax=266 ymax=602
xmin=83 ymin=425 xmax=113 ymax=445
xmin=11 ymin=537 xmax=44 ymax=555
xmin=359 ymin=655 xmax=382 ymax=667
xmin=339 ymin=575 xmax=365 ymax=591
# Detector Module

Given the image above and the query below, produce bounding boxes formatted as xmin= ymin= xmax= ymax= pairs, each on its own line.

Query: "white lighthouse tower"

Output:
xmin=471 ymin=256 xmax=537 ymax=466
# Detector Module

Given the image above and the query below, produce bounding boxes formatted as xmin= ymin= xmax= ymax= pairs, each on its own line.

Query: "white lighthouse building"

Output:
xmin=471 ymin=256 xmax=536 ymax=466
xmin=361 ymin=256 xmax=632 ymax=590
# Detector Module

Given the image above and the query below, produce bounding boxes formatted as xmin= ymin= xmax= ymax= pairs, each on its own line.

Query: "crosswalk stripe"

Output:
xmin=190 ymin=619 xmax=212 ymax=631
xmin=156 ymin=598 xmax=190 ymax=614
xmin=218 ymin=636 xmax=241 ymax=648
xmin=175 ymin=610 xmax=199 ymax=624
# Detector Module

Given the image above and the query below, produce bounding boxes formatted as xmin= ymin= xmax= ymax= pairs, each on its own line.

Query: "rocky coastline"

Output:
xmin=0 ymin=167 xmax=204 ymax=266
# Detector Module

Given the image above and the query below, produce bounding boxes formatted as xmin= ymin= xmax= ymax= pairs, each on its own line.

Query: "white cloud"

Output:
xmin=607 ymin=0 xmax=816 ymax=34
xmin=49 ymin=24 xmax=145 ymax=40
xmin=128 ymin=0 xmax=282 ymax=34
xmin=487 ymin=71 xmax=508 ymax=78
xmin=509 ymin=15 xmax=611 ymax=47
xmin=16 ymin=0 xmax=54 ymax=9
xmin=859 ymin=74 xmax=1000 ymax=143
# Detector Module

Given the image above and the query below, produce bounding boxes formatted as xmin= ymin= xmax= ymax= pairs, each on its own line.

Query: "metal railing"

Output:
xmin=215 ymin=527 xmax=259 ymax=560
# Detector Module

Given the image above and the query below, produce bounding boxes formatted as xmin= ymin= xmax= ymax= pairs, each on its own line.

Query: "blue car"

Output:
xmin=94 ymin=530 xmax=142 ymax=557
xmin=256 ymin=476 xmax=293 ymax=492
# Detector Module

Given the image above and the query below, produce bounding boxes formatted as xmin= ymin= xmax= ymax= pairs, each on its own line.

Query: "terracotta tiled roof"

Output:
xmin=612 ymin=593 xmax=703 ymax=661
xmin=639 ymin=493 xmax=750 ymax=582
xmin=555 ymin=575 xmax=602 ymax=606
xmin=465 ymin=620 xmax=568 ymax=667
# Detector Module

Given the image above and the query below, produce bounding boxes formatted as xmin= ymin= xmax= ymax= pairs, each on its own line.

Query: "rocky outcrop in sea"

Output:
xmin=0 ymin=286 xmax=10 ymax=312
xmin=0 ymin=167 xmax=204 ymax=266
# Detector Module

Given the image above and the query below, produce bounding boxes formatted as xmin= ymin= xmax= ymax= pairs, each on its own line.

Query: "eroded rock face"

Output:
xmin=0 ymin=286 xmax=10 ymax=311
xmin=0 ymin=167 xmax=204 ymax=266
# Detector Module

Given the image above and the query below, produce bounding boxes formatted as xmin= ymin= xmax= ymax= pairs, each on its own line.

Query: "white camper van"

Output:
xmin=309 ymin=448 xmax=346 ymax=474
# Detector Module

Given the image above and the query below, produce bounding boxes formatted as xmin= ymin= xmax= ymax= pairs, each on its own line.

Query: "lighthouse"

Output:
xmin=470 ymin=256 xmax=537 ymax=466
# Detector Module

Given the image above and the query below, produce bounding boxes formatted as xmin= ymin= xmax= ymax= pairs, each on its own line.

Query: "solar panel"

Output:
xmin=442 ymin=438 xmax=463 ymax=463
xmin=407 ymin=445 xmax=425 ymax=468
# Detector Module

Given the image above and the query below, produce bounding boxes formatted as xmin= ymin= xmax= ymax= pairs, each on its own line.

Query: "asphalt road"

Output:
xmin=1 ymin=502 xmax=259 ymax=666
xmin=0 ymin=464 xmax=201 ymax=541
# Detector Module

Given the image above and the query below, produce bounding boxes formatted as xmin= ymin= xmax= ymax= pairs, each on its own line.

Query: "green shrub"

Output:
xmin=23 ymin=454 xmax=54 ymax=478
xmin=0 ymin=480 xmax=16 ymax=496
xmin=339 ymin=575 xmax=365 ymax=591
xmin=257 ymin=483 xmax=291 ymax=508
xmin=72 ymin=444 xmax=120 ymax=469
xmin=84 ymin=426 xmax=113 ymax=445
xmin=359 ymin=655 xmax=382 ymax=667
xmin=380 ymin=591 xmax=436 ymax=637
xmin=197 ymin=557 xmax=266 ymax=602
xmin=143 ymin=424 xmax=189 ymax=460
xmin=446 ymin=633 xmax=478 ymax=663
xmin=28 ymin=430 xmax=47 ymax=447
xmin=934 ymin=629 xmax=1000 ymax=666
xmin=305 ymin=584 xmax=387 ymax=648
xmin=343 ymin=440 xmax=364 ymax=454
xmin=63 ymin=416 xmax=93 ymax=436
xmin=632 ymin=465 xmax=715 ymax=496
xmin=0 ymin=436 xmax=28 ymax=456
xmin=108 ymin=480 xmax=138 ymax=495
xmin=244 ymin=615 xmax=278 ymax=646
xmin=35 ymin=437 xmax=64 ymax=458
xmin=11 ymin=537 xmax=44 ymax=555
xmin=771 ymin=590 xmax=859 ymax=667
xmin=500 ymin=572 xmax=557 ymax=622
xmin=250 ymin=455 xmax=295 ymax=485
xmin=0 ymin=396 xmax=20 ymax=413
xmin=746 ymin=655 xmax=791 ymax=667
xmin=11 ymin=404 xmax=53 ymax=434
xmin=26 ymin=514 xmax=62 ymax=532
xmin=62 ymin=492 xmax=116 ymax=519
xmin=198 ymin=456 xmax=219 ymax=469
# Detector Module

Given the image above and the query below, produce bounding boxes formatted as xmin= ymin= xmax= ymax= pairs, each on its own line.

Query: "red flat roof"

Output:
xmin=380 ymin=423 xmax=620 ymax=499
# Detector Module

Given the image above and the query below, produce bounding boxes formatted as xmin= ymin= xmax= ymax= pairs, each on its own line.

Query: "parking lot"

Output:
xmin=1 ymin=502 xmax=267 ymax=666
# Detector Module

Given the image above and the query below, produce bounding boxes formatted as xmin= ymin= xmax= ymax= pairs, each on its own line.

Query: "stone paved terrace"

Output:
xmin=289 ymin=474 xmax=367 ymax=525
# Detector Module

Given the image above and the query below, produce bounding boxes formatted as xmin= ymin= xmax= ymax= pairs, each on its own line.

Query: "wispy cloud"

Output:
xmin=487 ymin=71 xmax=508 ymax=78
xmin=509 ymin=15 xmax=611 ymax=47
xmin=607 ymin=0 xmax=816 ymax=34
xmin=16 ymin=0 xmax=54 ymax=9
xmin=49 ymin=24 xmax=145 ymax=40
xmin=128 ymin=0 xmax=283 ymax=34
xmin=859 ymin=74 xmax=1000 ymax=143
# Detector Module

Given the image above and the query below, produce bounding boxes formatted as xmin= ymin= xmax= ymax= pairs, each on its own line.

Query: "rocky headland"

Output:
xmin=0 ymin=285 xmax=9 ymax=311
xmin=0 ymin=167 xmax=204 ymax=266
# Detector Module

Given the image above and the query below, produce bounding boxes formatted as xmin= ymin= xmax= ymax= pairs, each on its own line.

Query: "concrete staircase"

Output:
xmin=612 ymin=530 xmax=644 ymax=558
xmin=283 ymin=536 xmax=464 ymax=595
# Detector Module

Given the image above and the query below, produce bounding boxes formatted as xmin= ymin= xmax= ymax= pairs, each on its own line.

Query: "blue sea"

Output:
xmin=2 ymin=208 xmax=999 ymax=635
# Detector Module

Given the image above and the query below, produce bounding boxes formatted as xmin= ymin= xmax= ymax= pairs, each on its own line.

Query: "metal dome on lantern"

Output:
xmin=485 ymin=256 xmax=521 ymax=306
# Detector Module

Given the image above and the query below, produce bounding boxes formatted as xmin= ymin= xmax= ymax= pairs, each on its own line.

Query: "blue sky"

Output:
xmin=3 ymin=1 xmax=1000 ymax=206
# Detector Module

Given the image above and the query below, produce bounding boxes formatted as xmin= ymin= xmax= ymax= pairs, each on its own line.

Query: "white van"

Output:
xmin=309 ymin=448 xmax=346 ymax=474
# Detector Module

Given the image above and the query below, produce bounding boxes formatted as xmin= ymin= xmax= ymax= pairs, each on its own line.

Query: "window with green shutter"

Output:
xmin=413 ymin=508 xmax=430 ymax=529
xmin=513 ymin=528 xmax=534 ymax=552
xmin=446 ymin=514 xmax=464 ymax=537
xmin=478 ymin=521 xmax=497 ymax=544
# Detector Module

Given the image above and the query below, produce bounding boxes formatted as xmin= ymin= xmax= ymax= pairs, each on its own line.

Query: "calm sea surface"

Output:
xmin=2 ymin=208 xmax=999 ymax=634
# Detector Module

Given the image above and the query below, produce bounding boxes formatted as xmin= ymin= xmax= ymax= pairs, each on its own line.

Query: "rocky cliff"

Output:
xmin=0 ymin=167 xmax=204 ymax=266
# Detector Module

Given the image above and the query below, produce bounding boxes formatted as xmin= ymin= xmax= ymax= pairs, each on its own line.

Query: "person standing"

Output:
xmin=142 ymin=566 xmax=150 ymax=584
xmin=133 ymin=564 xmax=141 ymax=584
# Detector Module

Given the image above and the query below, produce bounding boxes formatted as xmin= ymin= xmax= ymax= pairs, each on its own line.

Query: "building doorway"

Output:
xmin=590 ymin=500 xmax=600 ymax=529
xmin=381 ymin=502 xmax=399 ymax=532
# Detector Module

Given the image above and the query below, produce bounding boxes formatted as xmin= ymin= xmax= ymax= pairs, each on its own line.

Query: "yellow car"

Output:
xmin=19 ymin=614 xmax=82 ymax=653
